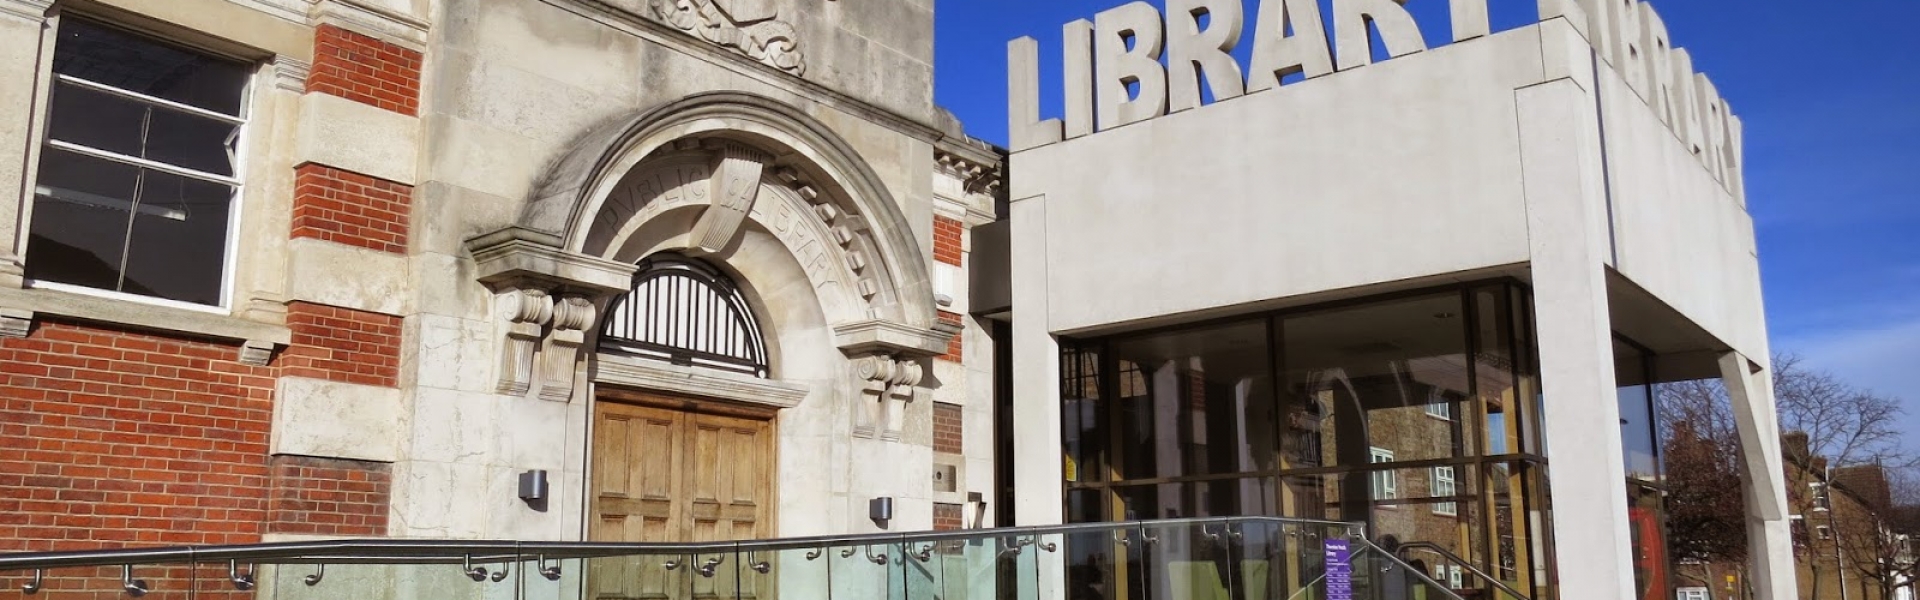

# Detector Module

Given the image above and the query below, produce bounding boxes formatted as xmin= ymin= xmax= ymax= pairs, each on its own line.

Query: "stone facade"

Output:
xmin=0 ymin=0 xmax=1000 ymax=564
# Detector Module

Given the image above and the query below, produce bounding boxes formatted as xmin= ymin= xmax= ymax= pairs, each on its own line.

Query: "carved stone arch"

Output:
xmin=579 ymin=142 xmax=874 ymax=329
xmin=523 ymin=93 xmax=938 ymax=332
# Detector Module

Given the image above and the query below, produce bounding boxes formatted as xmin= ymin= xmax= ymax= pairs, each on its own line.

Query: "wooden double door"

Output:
xmin=590 ymin=392 xmax=775 ymax=599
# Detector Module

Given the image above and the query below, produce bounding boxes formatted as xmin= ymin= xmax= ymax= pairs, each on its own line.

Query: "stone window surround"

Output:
xmin=31 ymin=17 xmax=254 ymax=309
xmin=0 ymin=1 xmax=311 ymax=358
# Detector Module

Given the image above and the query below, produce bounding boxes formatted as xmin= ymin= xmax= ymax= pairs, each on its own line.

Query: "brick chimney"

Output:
xmin=1783 ymin=431 xmax=1812 ymax=463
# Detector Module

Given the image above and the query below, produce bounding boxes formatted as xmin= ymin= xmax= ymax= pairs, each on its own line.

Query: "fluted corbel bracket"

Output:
xmin=469 ymin=227 xmax=636 ymax=401
xmin=494 ymin=288 xmax=553 ymax=396
xmin=851 ymin=353 xmax=924 ymax=440
xmin=535 ymin=295 xmax=597 ymax=402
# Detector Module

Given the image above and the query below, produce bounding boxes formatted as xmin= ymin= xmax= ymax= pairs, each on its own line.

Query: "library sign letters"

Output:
xmin=1008 ymin=0 xmax=1744 ymax=195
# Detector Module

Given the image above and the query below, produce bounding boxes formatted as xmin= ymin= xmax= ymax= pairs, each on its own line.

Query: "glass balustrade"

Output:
xmin=0 ymin=517 xmax=1471 ymax=600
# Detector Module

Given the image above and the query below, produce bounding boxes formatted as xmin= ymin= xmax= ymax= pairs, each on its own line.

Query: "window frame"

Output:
xmin=1370 ymin=446 xmax=1397 ymax=501
xmin=1432 ymin=465 xmax=1458 ymax=516
xmin=22 ymin=15 xmax=256 ymax=312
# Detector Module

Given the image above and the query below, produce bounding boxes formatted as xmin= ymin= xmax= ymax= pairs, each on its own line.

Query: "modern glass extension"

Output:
xmin=1059 ymin=282 xmax=1552 ymax=600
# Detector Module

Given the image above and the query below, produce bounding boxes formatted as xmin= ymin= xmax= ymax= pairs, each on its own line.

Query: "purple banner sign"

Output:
xmin=1325 ymin=538 xmax=1354 ymax=600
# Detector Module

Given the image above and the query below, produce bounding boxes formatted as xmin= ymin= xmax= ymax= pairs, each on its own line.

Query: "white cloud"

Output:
xmin=1779 ymin=316 xmax=1920 ymax=453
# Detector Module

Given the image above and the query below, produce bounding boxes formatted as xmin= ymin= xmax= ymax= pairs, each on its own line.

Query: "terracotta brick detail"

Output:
xmin=933 ymin=402 xmax=963 ymax=455
xmin=0 ymin=320 xmax=276 ymax=553
xmin=309 ymin=23 xmax=422 ymax=116
xmin=933 ymin=215 xmax=964 ymax=266
xmin=933 ymin=502 xmax=964 ymax=531
xmin=292 ymin=164 xmax=412 ymax=254
xmin=937 ymin=311 xmax=964 ymax=363
xmin=267 ymin=456 xmax=391 ymax=537
xmin=281 ymin=302 xmax=403 ymax=388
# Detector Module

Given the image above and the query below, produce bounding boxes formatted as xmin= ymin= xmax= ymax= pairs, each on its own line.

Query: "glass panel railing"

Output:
xmin=0 ymin=517 xmax=1465 ymax=600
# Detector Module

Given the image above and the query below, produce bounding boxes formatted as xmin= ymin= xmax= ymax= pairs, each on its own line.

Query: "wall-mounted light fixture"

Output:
xmin=869 ymin=497 xmax=894 ymax=527
xmin=518 ymin=470 xmax=549 ymax=507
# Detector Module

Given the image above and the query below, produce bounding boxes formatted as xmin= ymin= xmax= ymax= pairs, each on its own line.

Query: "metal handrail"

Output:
xmin=1351 ymin=538 xmax=1473 ymax=599
xmin=0 ymin=516 xmax=1363 ymax=571
xmin=1392 ymin=541 xmax=1533 ymax=600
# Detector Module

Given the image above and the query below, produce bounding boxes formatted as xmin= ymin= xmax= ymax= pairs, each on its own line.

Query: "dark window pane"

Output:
xmin=46 ymin=81 xmax=239 ymax=176
xmin=121 ymin=170 xmax=234 ymax=305
xmin=45 ymin=81 xmax=147 ymax=157
xmin=53 ymin=20 xmax=250 ymax=116
xmin=24 ymin=148 xmax=138 ymax=291
xmin=1107 ymin=320 xmax=1277 ymax=480
xmin=1062 ymin=343 xmax=1108 ymax=484
xmin=142 ymin=106 xmax=238 ymax=176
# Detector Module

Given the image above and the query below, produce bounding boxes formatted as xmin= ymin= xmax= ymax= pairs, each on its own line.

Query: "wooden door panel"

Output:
xmin=592 ymin=404 xmax=688 ymax=600
xmin=591 ymin=395 xmax=774 ymax=600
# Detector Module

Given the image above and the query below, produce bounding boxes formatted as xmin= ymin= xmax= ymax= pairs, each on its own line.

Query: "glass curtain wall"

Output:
xmin=1615 ymin=338 xmax=1673 ymax=600
xmin=1061 ymin=283 xmax=1552 ymax=600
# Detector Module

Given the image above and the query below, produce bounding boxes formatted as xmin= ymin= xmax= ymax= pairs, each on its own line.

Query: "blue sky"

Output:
xmin=930 ymin=0 xmax=1920 ymax=452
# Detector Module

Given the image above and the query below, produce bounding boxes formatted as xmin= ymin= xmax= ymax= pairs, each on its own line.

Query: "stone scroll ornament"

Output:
xmin=648 ymin=0 xmax=807 ymax=75
xmin=535 ymin=296 xmax=598 ymax=403
xmin=496 ymin=288 xmax=555 ymax=396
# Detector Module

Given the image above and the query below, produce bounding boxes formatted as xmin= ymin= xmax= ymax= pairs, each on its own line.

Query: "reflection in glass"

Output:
xmin=1615 ymin=339 xmax=1662 ymax=482
xmin=1108 ymin=319 xmax=1276 ymax=482
xmin=1060 ymin=284 xmax=1549 ymax=599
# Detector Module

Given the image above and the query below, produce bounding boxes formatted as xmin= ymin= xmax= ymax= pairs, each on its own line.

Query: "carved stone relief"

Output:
xmin=645 ymin=0 xmax=807 ymax=75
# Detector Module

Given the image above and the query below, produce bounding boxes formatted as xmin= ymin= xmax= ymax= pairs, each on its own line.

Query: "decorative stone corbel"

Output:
xmin=535 ymin=295 xmax=596 ymax=402
xmin=851 ymin=353 xmax=925 ymax=440
xmin=469 ymin=227 xmax=637 ymax=402
xmin=0 ymin=308 xmax=31 ymax=339
xmin=271 ymin=56 xmax=311 ymax=94
xmin=495 ymin=288 xmax=554 ymax=395
xmin=238 ymin=339 xmax=278 ymax=367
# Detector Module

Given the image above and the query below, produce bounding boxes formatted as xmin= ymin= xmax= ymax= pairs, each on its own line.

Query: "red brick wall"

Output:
xmin=933 ymin=216 xmax=964 ymax=266
xmin=291 ymin=164 xmax=412 ymax=254
xmin=267 ymin=456 xmax=391 ymax=537
xmin=933 ymin=502 xmax=964 ymax=531
xmin=281 ymin=302 xmax=402 ymax=388
xmin=308 ymin=24 xmax=422 ymax=116
xmin=933 ymin=402 xmax=963 ymax=455
xmin=937 ymin=311 xmax=964 ymax=363
xmin=0 ymin=320 xmax=275 ymax=553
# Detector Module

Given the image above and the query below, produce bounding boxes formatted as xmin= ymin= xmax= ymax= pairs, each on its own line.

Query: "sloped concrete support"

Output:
xmin=1721 ymin=352 xmax=1797 ymax=600
xmin=1518 ymin=78 xmax=1638 ymax=598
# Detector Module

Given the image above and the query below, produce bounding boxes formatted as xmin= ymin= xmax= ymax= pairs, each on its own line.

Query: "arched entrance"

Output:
xmin=466 ymin=93 xmax=956 ymax=550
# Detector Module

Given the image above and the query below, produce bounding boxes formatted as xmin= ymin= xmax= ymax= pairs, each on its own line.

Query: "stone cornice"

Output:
xmin=934 ymin=143 xmax=1005 ymax=198
xmin=310 ymin=0 xmax=430 ymax=50
xmin=467 ymin=227 xmax=636 ymax=295
xmin=833 ymin=319 xmax=960 ymax=359
xmin=0 ymin=0 xmax=52 ymax=22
